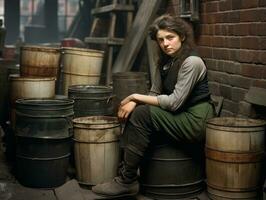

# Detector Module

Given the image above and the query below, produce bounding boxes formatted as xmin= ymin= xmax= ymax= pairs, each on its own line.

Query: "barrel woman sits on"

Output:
xmin=92 ymin=14 xmax=215 ymax=198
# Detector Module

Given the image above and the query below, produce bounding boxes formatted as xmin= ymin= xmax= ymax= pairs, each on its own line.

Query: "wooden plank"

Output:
xmin=84 ymin=37 xmax=124 ymax=45
xmin=145 ymin=36 xmax=159 ymax=86
xmin=54 ymin=179 xmax=85 ymax=200
xmin=91 ymin=4 xmax=134 ymax=15
xmin=112 ymin=0 xmax=162 ymax=73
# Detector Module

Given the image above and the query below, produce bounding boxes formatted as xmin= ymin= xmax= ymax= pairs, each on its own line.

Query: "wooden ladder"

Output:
xmin=84 ymin=0 xmax=134 ymax=85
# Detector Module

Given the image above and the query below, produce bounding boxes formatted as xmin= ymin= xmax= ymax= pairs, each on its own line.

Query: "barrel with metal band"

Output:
xmin=68 ymin=85 xmax=114 ymax=117
xmin=205 ymin=117 xmax=265 ymax=200
xmin=73 ymin=116 xmax=121 ymax=185
xmin=15 ymin=99 xmax=74 ymax=188
xmin=61 ymin=47 xmax=104 ymax=95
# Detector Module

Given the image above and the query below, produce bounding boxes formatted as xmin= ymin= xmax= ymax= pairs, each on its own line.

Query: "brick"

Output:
xmin=205 ymin=1 xmax=219 ymax=13
xmin=240 ymin=63 xmax=264 ymax=78
xmin=220 ymin=25 xmax=229 ymax=35
xmin=205 ymin=58 xmax=218 ymax=70
xmin=217 ymin=12 xmax=229 ymax=23
xmin=208 ymin=81 xmax=221 ymax=96
xmin=259 ymin=0 xmax=266 ymax=6
xmin=257 ymin=22 xmax=266 ymax=36
xmin=228 ymin=11 xmax=240 ymax=23
xmin=212 ymin=36 xmax=225 ymax=47
xmin=263 ymin=68 xmax=266 ymax=79
xmin=238 ymin=101 xmax=254 ymax=117
xmin=223 ymin=99 xmax=238 ymax=113
xmin=220 ymin=61 xmax=241 ymax=74
xmin=229 ymin=49 xmax=240 ymax=61
xmin=259 ymin=37 xmax=266 ymax=49
xmin=259 ymin=8 xmax=266 ymax=21
xmin=214 ymin=25 xmax=222 ymax=35
xmin=219 ymin=0 xmax=232 ymax=11
xmin=220 ymin=84 xmax=232 ymax=99
xmin=240 ymin=37 xmax=260 ymax=49
xmin=220 ymin=110 xmax=234 ymax=117
xmin=229 ymin=74 xmax=252 ymax=89
xmin=259 ymin=51 xmax=266 ymax=64
xmin=252 ymin=79 xmax=266 ymax=88
xmin=238 ymin=50 xmax=259 ymax=63
xmin=199 ymin=25 xmax=209 ymax=35
xmin=240 ymin=9 xmax=260 ymax=22
xmin=213 ymin=48 xmax=230 ymax=60
xmin=233 ymin=24 xmax=249 ymax=36
xmin=197 ymin=46 xmax=213 ymax=58
xmin=227 ymin=37 xmax=240 ymax=48
xmin=248 ymin=23 xmax=257 ymax=36
xmin=208 ymin=71 xmax=231 ymax=85
xmin=232 ymin=0 xmax=242 ymax=10
xmin=241 ymin=0 xmax=259 ymax=8
xmin=209 ymin=25 xmax=215 ymax=35
xmin=231 ymin=87 xmax=247 ymax=101
xmin=197 ymin=36 xmax=213 ymax=46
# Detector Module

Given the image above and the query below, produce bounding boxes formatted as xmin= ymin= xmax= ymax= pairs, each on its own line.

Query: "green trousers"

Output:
xmin=150 ymin=101 xmax=215 ymax=143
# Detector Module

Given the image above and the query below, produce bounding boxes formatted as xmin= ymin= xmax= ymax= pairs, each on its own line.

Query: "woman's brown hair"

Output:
xmin=149 ymin=14 xmax=196 ymax=69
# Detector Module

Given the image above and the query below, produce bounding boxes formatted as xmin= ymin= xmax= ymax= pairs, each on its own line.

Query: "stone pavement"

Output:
xmin=0 ymin=126 xmax=209 ymax=200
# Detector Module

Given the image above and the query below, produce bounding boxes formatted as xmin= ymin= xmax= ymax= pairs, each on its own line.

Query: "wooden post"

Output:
xmin=44 ymin=0 xmax=58 ymax=42
xmin=4 ymin=0 xmax=20 ymax=44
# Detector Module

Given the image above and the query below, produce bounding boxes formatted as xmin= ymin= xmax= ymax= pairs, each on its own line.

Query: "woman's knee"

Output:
xmin=129 ymin=105 xmax=150 ymax=125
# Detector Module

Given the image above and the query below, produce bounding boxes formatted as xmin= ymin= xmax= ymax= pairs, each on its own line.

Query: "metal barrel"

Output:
xmin=15 ymin=99 xmax=74 ymax=188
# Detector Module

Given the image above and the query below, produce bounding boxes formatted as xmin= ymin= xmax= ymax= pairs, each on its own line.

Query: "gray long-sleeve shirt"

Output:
xmin=149 ymin=56 xmax=207 ymax=112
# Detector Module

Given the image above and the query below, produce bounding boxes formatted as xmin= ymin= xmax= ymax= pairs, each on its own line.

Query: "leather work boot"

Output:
xmin=92 ymin=150 xmax=141 ymax=199
xmin=92 ymin=176 xmax=139 ymax=199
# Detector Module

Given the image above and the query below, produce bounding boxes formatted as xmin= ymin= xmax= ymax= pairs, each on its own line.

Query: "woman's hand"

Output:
xmin=117 ymin=101 xmax=137 ymax=122
xmin=120 ymin=94 xmax=136 ymax=106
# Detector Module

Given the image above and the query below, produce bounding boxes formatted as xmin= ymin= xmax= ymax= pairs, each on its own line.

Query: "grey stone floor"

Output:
xmin=0 ymin=126 xmax=211 ymax=200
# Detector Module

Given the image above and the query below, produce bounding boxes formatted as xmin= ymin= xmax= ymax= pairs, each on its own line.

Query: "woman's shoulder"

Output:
xmin=182 ymin=56 xmax=206 ymax=71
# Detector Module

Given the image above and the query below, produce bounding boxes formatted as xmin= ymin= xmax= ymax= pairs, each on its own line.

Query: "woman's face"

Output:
xmin=156 ymin=29 xmax=183 ymax=57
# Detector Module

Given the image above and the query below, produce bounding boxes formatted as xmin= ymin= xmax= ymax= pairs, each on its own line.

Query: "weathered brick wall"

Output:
xmin=168 ymin=0 xmax=266 ymax=117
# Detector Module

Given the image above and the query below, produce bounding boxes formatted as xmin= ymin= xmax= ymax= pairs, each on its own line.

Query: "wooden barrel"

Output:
xmin=9 ymin=75 xmax=56 ymax=128
xmin=62 ymin=47 xmax=104 ymax=95
xmin=73 ymin=116 xmax=121 ymax=185
xmin=20 ymin=45 xmax=61 ymax=77
xmin=206 ymin=117 xmax=265 ymax=200
xmin=140 ymin=142 xmax=205 ymax=199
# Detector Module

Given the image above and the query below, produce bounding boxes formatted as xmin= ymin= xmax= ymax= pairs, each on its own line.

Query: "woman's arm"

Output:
xmin=121 ymin=94 xmax=159 ymax=106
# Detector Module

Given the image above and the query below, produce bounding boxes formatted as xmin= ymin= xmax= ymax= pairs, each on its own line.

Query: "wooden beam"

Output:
xmin=91 ymin=4 xmax=135 ymax=15
xmin=84 ymin=37 xmax=124 ymax=45
xmin=112 ymin=0 xmax=162 ymax=73
xmin=4 ymin=0 xmax=20 ymax=44
xmin=146 ymin=36 xmax=159 ymax=86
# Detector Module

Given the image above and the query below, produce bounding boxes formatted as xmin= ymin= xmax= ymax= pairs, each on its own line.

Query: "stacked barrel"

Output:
xmin=61 ymin=46 xmax=121 ymax=186
xmin=7 ymin=45 xmax=72 ymax=188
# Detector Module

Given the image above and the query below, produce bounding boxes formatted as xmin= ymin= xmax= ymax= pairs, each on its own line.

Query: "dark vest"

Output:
xmin=160 ymin=54 xmax=210 ymax=108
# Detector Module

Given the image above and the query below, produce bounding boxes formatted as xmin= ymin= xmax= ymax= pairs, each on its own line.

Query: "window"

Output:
xmin=58 ymin=0 xmax=79 ymax=39
xmin=179 ymin=0 xmax=199 ymax=21
xmin=0 ymin=0 xmax=4 ymax=23
xmin=20 ymin=0 xmax=45 ymax=39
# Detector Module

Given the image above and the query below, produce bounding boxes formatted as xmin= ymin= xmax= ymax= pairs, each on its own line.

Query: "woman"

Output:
xmin=92 ymin=14 xmax=215 ymax=198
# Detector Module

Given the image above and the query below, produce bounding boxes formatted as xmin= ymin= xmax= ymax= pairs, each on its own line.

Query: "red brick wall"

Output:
xmin=168 ymin=0 xmax=266 ymax=117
